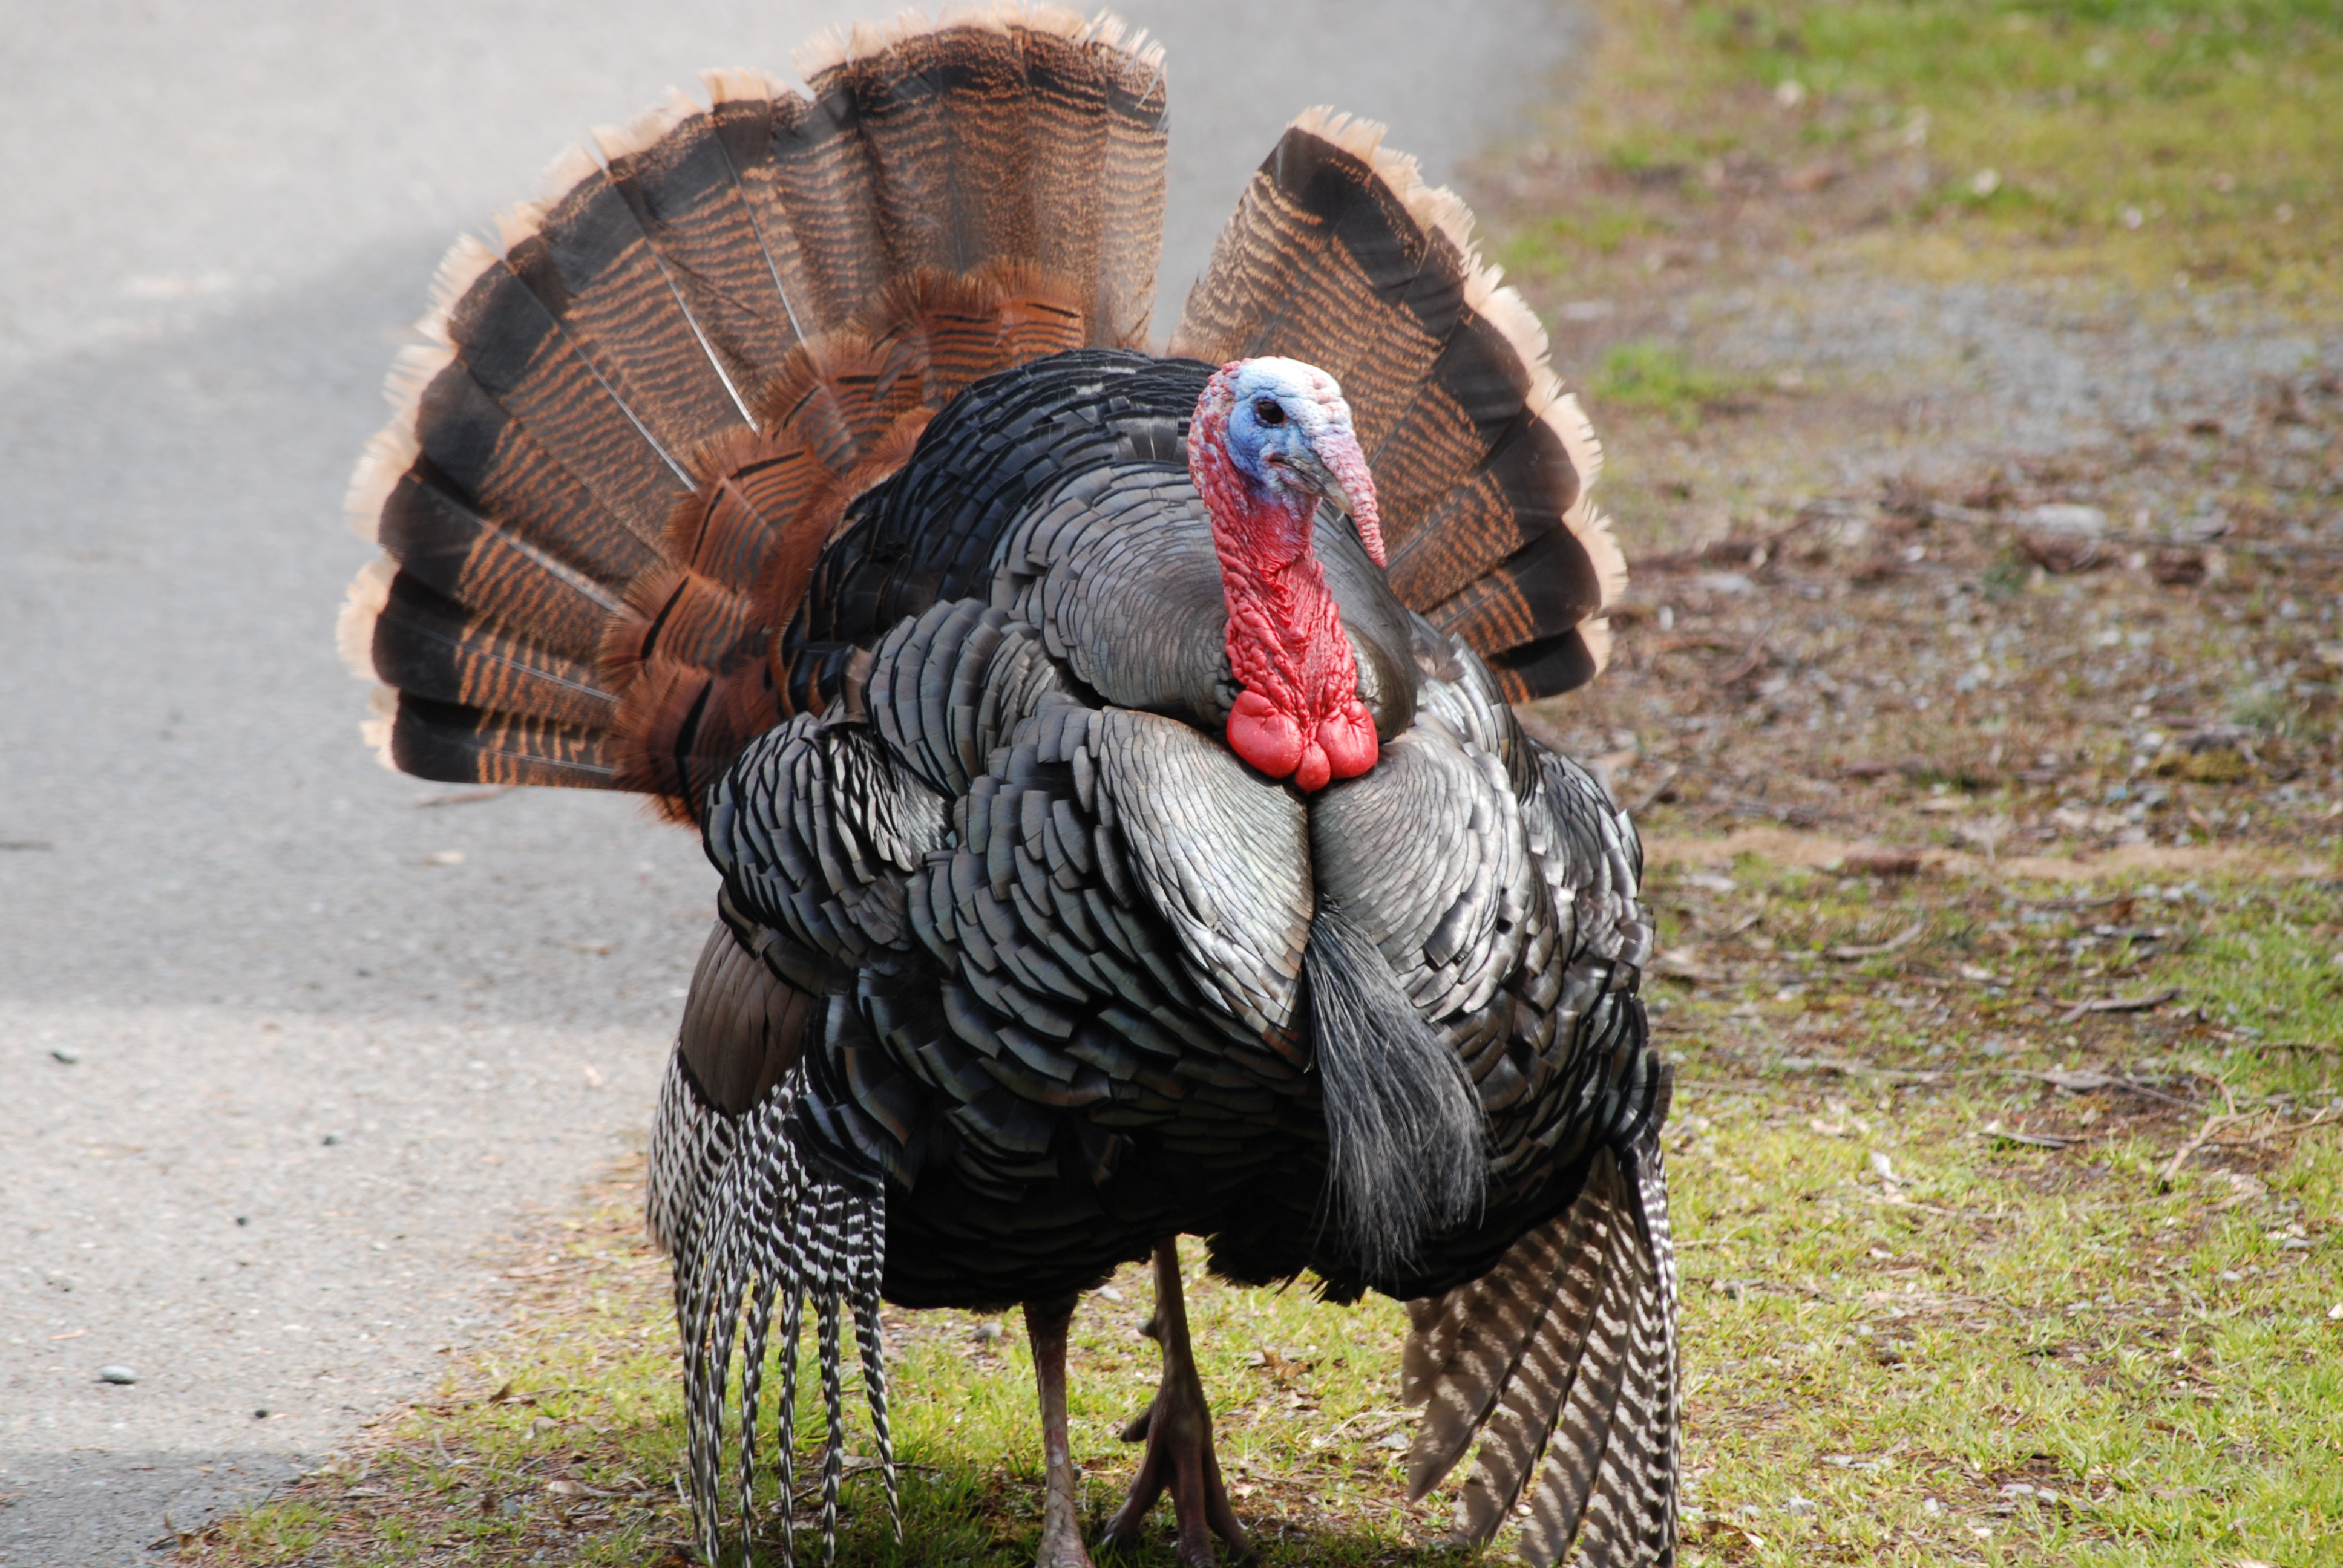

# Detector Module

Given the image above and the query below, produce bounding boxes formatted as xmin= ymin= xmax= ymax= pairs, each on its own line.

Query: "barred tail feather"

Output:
xmin=346 ymin=4 xmax=1168 ymax=814
xmin=1400 ymin=1136 xmax=1679 ymax=1567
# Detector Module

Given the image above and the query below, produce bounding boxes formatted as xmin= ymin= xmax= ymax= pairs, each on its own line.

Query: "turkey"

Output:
xmin=337 ymin=7 xmax=1676 ymax=1567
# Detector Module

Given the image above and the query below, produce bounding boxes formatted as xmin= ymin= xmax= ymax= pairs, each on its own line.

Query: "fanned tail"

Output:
xmin=1399 ymin=1124 xmax=1679 ymax=1567
xmin=342 ymin=3 xmax=1170 ymax=822
xmin=1172 ymin=111 xmax=1625 ymax=702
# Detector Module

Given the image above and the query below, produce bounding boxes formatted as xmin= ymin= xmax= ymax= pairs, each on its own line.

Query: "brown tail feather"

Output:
xmin=344 ymin=6 xmax=1164 ymax=805
xmin=1171 ymin=110 xmax=1625 ymax=702
xmin=796 ymin=7 xmax=1165 ymax=350
xmin=607 ymin=266 xmax=1084 ymax=818
xmin=596 ymin=93 xmax=808 ymax=416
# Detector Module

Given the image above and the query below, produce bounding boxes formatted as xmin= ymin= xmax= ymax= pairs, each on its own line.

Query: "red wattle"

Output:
xmin=1294 ymin=743 xmax=1332 ymax=794
xmin=1227 ymin=689 xmax=1304 ymax=779
xmin=1318 ymin=701 xmax=1378 ymax=781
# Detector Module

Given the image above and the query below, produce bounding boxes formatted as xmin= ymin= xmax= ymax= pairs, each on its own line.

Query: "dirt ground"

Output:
xmin=1490 ymin=137 xmax=2342 ymax=874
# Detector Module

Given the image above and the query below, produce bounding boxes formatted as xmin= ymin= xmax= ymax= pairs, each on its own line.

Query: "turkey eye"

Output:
xmin=1253 ymin=399 xmax=1286 ymax=427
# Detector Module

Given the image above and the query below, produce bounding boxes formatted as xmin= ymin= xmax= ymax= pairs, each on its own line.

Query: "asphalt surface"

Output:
xmin=0 ymin=2 xmax=1582 ymax=1560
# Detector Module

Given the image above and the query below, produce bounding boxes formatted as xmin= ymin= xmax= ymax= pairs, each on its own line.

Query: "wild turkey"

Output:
xmin=338 ymin=7 xmax=1676 ymax=1567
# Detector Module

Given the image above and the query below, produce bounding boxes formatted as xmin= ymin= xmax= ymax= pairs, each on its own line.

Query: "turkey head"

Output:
xmin=1190 ymin=358 xmax=1384 ymax=793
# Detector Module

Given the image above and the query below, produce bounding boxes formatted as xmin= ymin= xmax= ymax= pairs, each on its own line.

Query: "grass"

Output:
xmin=183 ymin=859 xmax=2342 ymax=1567
xmin=1653 ymin=860 xmax=2343 ymax=1566
xmin=1589 ymin=341 xmax=1759 ymax=427
xmin=1496 ymin=0 xmax=2343 ymax=300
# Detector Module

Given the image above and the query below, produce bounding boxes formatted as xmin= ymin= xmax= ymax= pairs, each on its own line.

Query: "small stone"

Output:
xmin=973 ymin=1319 xmax=1004 ymax=1347
xmin=235 ymin=1217 xmax=249 ymax=1227
xmin=97 ymin=1365 xmax=138 ymax=1385
xmin=1783 ymin=1494 xmax=1817 ymax=1515
xmin=51 ymin=1047 xmax=80 ymax=1064
xmin=2017 ymin=504 xmax=2108 ymax=573
xmin=321 ymin=1132 xmax=342 ymax=1146
xmin=1377 ymin=1431 xmax=1410 ymax=1451
xmin=254 ymin=1408 xmax=269 ymax=1419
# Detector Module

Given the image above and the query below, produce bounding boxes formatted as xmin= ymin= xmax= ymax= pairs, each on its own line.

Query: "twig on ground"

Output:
xmin=1309 ymin=1408 xmax=1418 ymax=1446
xmin=1777 ymin=1055 xmax=1945 ymax=1083
xmin=1628 ymin=765 xmax=1683 ymax=815
xmin=1713 ymin=641 xmax=1771 ymax=685
xmin=1825 ymin=921 xmax=1926 ymax=960
xmin=2159 ymin=1111 xmax=2242 ymax=1190
xmin=1981 ymin=1120 xmax=2076 ymax=1149
xmin=2058 ymin=987 xmax=2180 ymax=1024
xmin=2208 ymin=1106 xmax=2341 ymax=1152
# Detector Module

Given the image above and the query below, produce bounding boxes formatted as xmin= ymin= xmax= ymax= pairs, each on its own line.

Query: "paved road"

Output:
xmin=0 ymin=2 xmax=1582 ymax=1560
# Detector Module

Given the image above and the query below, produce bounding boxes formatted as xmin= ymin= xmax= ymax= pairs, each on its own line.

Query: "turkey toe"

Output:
xmin=1101 ymin=1242 xmax=1252 ymax=1567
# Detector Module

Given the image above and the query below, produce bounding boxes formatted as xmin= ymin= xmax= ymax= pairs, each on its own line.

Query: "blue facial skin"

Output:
xmin=1221 ymin=362 xmax=1328 ymax=498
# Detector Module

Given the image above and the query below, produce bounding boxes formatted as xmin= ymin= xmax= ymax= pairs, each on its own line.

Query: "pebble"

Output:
xmin=96 ymin=1365 xmax=138 ymax=1384
xmin=51 ymin=1047 xmax=80 ymax=1064
xmin=973 ymin=1320 xmax=1004 ymax=1347
xmin=1783 ymin=1494 xmax=1818 ymax=1515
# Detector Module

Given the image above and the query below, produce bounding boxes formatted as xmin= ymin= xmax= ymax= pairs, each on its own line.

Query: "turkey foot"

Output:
xmin=1026 ymin=1293 xmax=1096 ymax=1568
xmin=1100 ymin=1241 xmax=1251 ymax=1566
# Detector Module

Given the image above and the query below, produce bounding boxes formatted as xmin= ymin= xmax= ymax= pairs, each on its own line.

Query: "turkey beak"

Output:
xmin=1299 ymin=425 xmax=1385 ymax=568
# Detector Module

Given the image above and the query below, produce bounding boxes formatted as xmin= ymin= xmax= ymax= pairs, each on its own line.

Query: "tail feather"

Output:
xmin=427 ymin=236 xmax=697 ymax=529
xmin=498 ymin=145 xmax=759 ymax=446
xmin=347 ymin=6 xmax=1163 ymax=805
xmin=1400 ymin=1138 xmax=1679 ymax=1567
xmin=364 ymin=570 xmax=615 ymax=729
xmin=1089 ymin=16 xmax=1170 ymax=349
xmin=1171 ymin=109 xmax=1624 ymax=702
xmin=598 ymin=92 xmax=807 ymax=414
xmin=369 ymin=458 xmax=632 ymax=660
xmin=367 ymin=690 xmax=618 ymax=789
xmin=795 ymin=6 xmax=1165 ymax=350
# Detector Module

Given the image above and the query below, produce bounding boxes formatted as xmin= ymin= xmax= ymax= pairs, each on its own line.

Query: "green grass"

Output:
xmin=1588 ymin=341 xmax=1755 ymax=426
xmin=191 ymin=862 xmax=2342 ymax=1567
xmin=1498 ymin=199 xmax=1666 ymax=266
xmin=1506 ymin=0 xmax=2343 ymax=298
xmin=1654 ymin=860 xmax=2343 ymax=1564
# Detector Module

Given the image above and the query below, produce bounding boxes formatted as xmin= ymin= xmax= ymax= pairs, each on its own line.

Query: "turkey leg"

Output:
xmin=1101 ymin=1241 xmax=1251 ymax=1566
xmin=1025 ymin=1293 xmax=1095 ymax=1568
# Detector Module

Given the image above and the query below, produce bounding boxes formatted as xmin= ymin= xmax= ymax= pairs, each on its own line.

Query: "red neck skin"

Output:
xmin=1191 ymin=428 xmax=1378 ymax=794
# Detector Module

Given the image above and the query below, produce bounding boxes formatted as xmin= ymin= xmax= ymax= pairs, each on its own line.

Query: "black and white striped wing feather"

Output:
xmin=1393 ymin=754 xmax=1677 ymax=1568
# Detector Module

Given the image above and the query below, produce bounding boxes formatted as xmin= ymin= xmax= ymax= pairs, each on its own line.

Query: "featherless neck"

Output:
xmin=1191 ymin=411 xmax=1378 ymax=795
